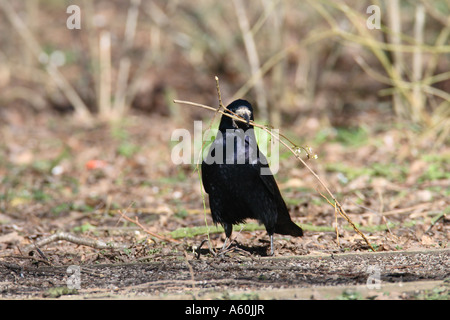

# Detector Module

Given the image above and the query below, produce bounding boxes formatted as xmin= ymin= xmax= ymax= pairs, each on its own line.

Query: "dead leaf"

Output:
xmin=420 ymin=234 xmax=435 ymax=245
xmin=0 ymin=231 xmax=23 ymax=244
xmin=406 ymin=160 xmax=427 ymax=185
xmin=281 ymin=178 xmax=307 ymax=189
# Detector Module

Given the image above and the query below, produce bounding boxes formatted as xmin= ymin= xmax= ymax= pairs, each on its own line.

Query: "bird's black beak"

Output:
xmin=243 ymin=113 xmax=250 ymax=126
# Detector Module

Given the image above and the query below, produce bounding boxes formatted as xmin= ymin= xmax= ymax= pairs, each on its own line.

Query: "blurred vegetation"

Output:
xmin=0 ymin=0 xmax=448 ymax=144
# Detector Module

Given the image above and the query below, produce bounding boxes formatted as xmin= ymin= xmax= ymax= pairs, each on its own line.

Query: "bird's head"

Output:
xmin=219 ymin=99 xmax=254 ymax=130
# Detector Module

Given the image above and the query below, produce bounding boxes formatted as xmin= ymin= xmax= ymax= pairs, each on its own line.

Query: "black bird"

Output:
xmin=201 ymin=99 xmax=303 ymax=255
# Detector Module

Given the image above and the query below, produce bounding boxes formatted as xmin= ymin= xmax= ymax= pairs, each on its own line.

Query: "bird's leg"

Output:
xmin=269 ymin=234 xmax=274 ymax=256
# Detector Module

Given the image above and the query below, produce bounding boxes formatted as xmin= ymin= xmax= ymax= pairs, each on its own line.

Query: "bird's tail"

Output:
xmin=274 ymin=219 xmax=303 ymax=237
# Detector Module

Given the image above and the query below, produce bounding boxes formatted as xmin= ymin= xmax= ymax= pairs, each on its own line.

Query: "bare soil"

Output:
xmin=1 ymin=248 xmax=449 ymax=299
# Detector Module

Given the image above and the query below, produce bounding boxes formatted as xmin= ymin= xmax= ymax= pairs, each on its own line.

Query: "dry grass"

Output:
xmin=0 ymin=1 xmax=447 ymax=131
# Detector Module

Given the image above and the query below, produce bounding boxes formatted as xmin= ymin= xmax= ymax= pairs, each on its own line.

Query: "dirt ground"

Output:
xmin=1 ymin=247 xmax=449 ymax=299
xmin=0 ymin=110 xmax=449 ymax=300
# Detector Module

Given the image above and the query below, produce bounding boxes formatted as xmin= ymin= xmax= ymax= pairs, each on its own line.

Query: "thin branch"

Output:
xmin=232 ymin=0 xmax=268 ymax=121
xmin=113 ymin=0 xmax=141 ymax=116
xmin=319 ymin=192 xmax=374 ymax=251
xmin=412 ymin=3 xmax=426 ymax=122
xmin=117 ymin=209 xmax=181 ymax=244
xmin=334 ymin=198 xmax=340 ymax=246
xmin=215 ymin=76 xmax=225 ymax=110
xmin=193 ymin=77 xmax=227 ymax=256
xmin=98 ymin=31 xmax=112 ymax=118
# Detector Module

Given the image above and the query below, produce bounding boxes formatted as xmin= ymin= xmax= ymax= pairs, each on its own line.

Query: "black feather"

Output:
xmin=201 ymin=99 xmax=303 ymax=254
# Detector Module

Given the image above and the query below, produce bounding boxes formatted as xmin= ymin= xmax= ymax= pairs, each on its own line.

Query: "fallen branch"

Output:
xmin=3 ymin=254 xmax=52 ymax=266
xmin=23 ymin=232 xmax=128 ymax=254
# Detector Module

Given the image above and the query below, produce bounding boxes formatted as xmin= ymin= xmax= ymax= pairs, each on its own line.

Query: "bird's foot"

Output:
xmin=216 ymin=237 xmax=231 ymax=257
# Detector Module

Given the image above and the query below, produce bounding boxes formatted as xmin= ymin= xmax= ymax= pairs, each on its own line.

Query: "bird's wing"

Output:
xmin=201 ymin=161 xmax=212 ymax=194
xmin=257 ymin=161 xmax=290 ymax=216
xmin=256 ymin=152 xmax=277 ymax=197
xmin=259 ymin=164 xmax=303 ymax=236
xmin=201 ymin=133 xmax=225 ymax=195
xmin=258 ymin=164 xmax=276 ymax=196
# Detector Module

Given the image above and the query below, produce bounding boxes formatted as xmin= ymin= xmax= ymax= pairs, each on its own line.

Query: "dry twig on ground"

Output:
xmin=23 ymin=231 xmax=128 ymax=254
xmin=117 ymin=209 xmax=181 ymax=244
